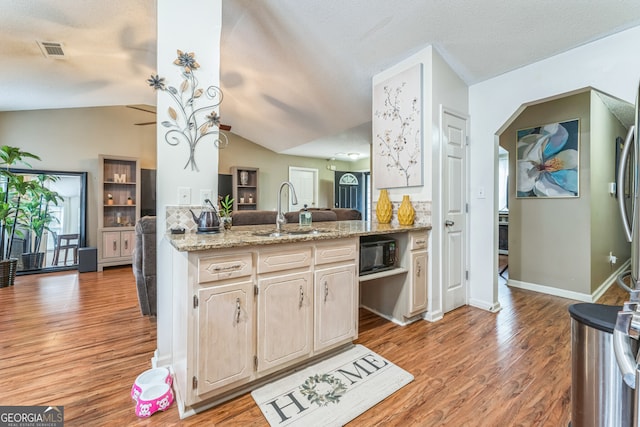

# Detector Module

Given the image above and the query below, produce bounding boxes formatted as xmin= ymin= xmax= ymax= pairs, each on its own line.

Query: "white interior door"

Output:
xmin=443 ymin=110 xmax=468 ymax=313
xmin=289 ymin=167 xmax=318 ymax=211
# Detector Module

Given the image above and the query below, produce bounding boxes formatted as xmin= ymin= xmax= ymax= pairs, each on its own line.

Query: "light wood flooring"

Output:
xmin=0 ymin=261 xmax=629 ymax=426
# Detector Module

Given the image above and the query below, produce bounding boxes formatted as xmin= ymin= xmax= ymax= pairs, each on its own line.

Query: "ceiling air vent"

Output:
xmin=37 ymin=41 xmax=66 ymax=59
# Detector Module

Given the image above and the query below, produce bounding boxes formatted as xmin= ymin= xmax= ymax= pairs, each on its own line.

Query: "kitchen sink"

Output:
xmin=251 ymin=228 xmax=332 ymax=237
xmin=287 ymin=228 xmax=332 ymax=235
xmin=252 ymin=230 xmax=288 ymax=237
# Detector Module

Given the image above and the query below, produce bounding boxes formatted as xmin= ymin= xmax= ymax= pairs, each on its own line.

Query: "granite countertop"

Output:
xmin=167 ymin=220 xmax=432 ymax=252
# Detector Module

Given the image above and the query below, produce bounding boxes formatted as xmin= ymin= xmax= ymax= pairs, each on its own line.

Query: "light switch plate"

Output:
xmin=200 ymin=189 xmax=213 ymax=205
xmin=477 ymin=186 xmax=486 ymax=199
xmin=178 ymin=187 xmax=191 ymax=205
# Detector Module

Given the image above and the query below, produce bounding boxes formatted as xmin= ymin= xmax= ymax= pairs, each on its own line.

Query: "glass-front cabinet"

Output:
xmin=98 ymin=155 xmax=140 ymax=271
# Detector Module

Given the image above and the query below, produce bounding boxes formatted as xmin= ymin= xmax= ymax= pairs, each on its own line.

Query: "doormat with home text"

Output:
xmin=251 ymin=345 xmax=413 ymax=426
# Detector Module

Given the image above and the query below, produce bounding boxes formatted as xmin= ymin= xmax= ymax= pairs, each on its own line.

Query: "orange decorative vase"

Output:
xmin=376 ymin=189 xmax=392 ymax=224
xmin=398 ymin=195 xmax=415 ymax=226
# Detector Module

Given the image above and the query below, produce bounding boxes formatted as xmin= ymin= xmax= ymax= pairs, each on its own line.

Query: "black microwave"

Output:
xmin=359 ymin=236 xmax=397 ymax=276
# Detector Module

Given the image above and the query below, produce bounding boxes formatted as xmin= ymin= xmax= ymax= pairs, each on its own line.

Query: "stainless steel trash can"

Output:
xmin=570 ymin=303 xmax=636 ymax=427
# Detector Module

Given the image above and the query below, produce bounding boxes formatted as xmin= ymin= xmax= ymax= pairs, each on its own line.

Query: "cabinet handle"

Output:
xmin=324 ymin=282 xmax=329 ymax=302
xmin=124 ymin=239 xmax=128 ymax=250
xmin=235 ymin=298 xmax=241 ymax=323
xmin=113 ymin=241 xmax=117 ymax=251
xmin=415 ymin=240 xmax=426 ymax=246
xmin=299 ymin=286 xmax=304 ymax=308
xmin=213 ymin=264 xmax=242 ymax=272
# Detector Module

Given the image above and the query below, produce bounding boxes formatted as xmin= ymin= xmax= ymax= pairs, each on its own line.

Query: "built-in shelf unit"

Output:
xmin=97 ymin=155 xmax=141 ymax=271
xmin=231 ymin=166 xmax=258 ymax=211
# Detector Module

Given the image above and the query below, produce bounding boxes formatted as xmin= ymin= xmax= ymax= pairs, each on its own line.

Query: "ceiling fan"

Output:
xmin=127 ymin=105 xmax=231 ymax=130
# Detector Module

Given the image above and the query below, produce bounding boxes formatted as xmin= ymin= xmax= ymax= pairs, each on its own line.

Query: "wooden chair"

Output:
xmin=52 ymin=233 xmax=79 ymax=266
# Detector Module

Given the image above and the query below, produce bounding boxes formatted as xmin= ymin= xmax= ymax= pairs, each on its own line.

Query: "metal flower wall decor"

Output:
xmin=148 ymin=50 xmax=228 ymax=171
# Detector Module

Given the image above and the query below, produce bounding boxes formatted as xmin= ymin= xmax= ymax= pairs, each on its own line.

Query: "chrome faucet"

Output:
xmin=276 ymin=181 xmax=298 ymax=232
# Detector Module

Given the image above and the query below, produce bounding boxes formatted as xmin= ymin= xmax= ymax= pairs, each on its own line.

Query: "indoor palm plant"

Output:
xmin=18 ymin=174 xmax=62 ymax=270
xmin=0 ymin=146 xmax=62 ymax=284
xmin=0 ymin=146 xmax=40 ymax=286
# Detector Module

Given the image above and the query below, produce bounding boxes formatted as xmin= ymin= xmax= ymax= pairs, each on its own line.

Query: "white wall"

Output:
xmin=372 ymin=46 xmax=468 ymax=320
xmin=469 ymin=25 xmax=640 ymax=309
xmin=155 ymin=0 xmax=222 ymax=366
xmin=430 ymin=49 xmax=469 ymax=319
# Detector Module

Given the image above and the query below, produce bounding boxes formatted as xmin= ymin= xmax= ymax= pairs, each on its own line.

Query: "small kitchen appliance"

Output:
xmin=359 ymin=236 xmax=396 ymax=276
xmin=189 ymin=199 xmax=221 ymax=233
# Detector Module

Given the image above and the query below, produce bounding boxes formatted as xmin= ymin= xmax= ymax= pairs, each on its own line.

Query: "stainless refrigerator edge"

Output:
xmin=609 ymin=81 xmax=640 ymax=427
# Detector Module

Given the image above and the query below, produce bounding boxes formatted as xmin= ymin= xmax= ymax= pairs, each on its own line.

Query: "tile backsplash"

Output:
xmin=165 ymin=205 xmax=202 ymax=232
xmin=164 ymin=199 xmax=432 ymax=232
xmin=373 ymin=199 xmax=431 ymax=226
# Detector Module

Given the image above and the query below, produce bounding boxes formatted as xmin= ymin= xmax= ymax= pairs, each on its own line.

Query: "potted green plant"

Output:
xmin=18 ymin=174 xmax=62 ymax=270
xmin=0 ymin=146 xmax=42 ymax=286
xmin=219 ymin=195 xmax=234 ymax=230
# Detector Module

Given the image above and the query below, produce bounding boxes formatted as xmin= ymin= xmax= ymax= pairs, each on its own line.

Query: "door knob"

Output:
xmin=445 ymin=220 xmax=455 ymax=227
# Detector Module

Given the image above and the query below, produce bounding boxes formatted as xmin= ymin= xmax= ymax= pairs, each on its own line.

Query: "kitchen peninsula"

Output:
xmin=167 ymin=220 xmax=430 ymax=417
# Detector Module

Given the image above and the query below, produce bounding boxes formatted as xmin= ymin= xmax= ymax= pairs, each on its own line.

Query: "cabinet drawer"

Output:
xmin=198 ymin=253 xmax=253 ymax=284
xmin=410 ymin=233 xmax=428 ymax=250
xmin=315 ymin=240 xmax=357 ymax=265
xmin=257 ymin=246 xmax=312 ymax=274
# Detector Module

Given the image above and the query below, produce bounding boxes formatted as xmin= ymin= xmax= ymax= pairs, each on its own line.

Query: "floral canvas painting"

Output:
xmin=516 ymin=119 xmax=579 ymax=198
xmin=373 ymin=63 xmax=423 ymax=189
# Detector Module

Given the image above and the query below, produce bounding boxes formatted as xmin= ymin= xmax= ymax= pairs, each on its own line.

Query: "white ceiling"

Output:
xmin=2 ymin=1 xmax=640 ymax=161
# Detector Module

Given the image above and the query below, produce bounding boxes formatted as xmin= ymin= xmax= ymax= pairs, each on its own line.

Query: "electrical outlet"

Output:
xmin=200 ymin=189 xmax=213 ymax=205
xmin=178 ymin=187 xmax=191 ymax=205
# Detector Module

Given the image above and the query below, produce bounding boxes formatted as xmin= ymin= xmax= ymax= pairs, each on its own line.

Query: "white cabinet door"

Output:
xmin=196 ymin=281 xmax=254 ymax=395
xmin=101 ymin=230 xmax=135 ymax=259
xmin=314 ymin=263 xmax=357 ymax=352
xmin=257 ymin=271 xmax=312 ymax=373
xmin=102 ymin=231 xmax=121 ymax=259
xmin=120 ymin=230 xmax=135 ymax=257
xmin=408 ymin=250 xmax=428 ymax=316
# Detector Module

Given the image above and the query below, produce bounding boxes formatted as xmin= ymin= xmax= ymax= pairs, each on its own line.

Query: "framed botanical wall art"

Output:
xmin=373 ymin=63 xmax=423 ymax=189
xmin=516 ymin=119 xmax=579 ymax=198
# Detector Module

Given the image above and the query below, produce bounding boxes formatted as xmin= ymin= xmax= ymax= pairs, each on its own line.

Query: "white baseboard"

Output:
xmin=423 ymin=310 xmax=443 ymax=322
xmin=154 ymin=350 xmax=172 ymax=369
xmin=591 ymin=259 xmax=631 ymax=302
xmin=359 ymin=305 xmax=408 ymax=326
xmin=468 ymin=298 xmax=502 ymax=313
xmin=151 ymin=349 xmax=159 ymax=368
xmin=507 ymin=259 xmax=630 ymax=302
xmin=508 ymin=279 xmax=592 ymax=301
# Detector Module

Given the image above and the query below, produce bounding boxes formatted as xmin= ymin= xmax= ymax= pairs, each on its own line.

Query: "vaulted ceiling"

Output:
xmin=2 ymin=1 xmax=640 ymax=160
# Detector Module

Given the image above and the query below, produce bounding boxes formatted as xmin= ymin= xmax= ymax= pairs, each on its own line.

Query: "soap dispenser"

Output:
xmin=299 ymin=204 xmax=312 ymax=226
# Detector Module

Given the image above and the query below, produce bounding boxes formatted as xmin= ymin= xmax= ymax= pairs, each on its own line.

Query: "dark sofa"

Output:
xmin=133 ymin=216 xmax=156 ymax=316
xmin=231 ymin=208 xmax=361 ymax=226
